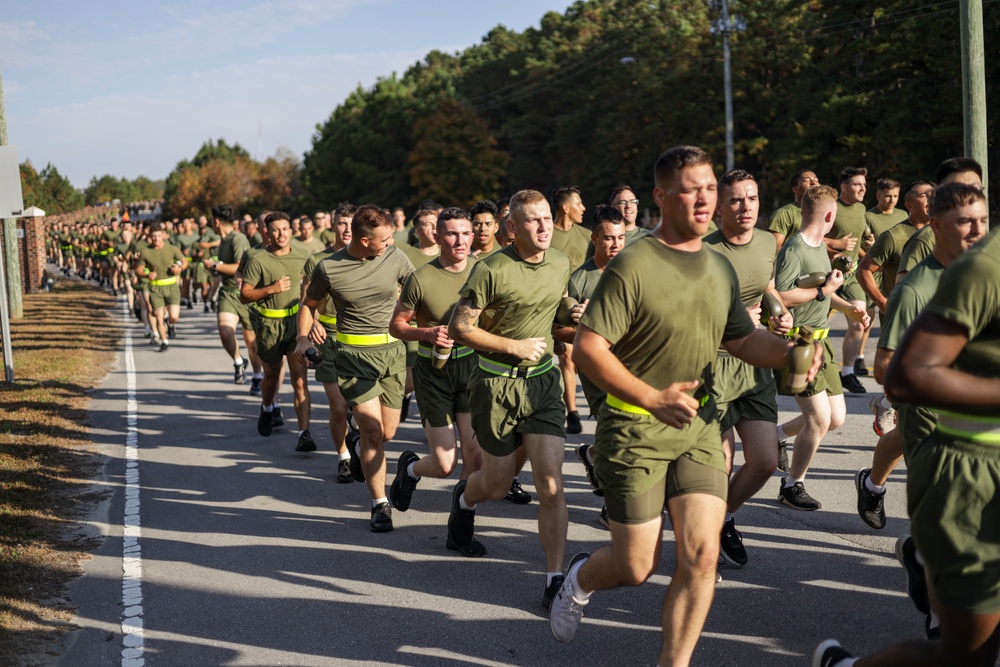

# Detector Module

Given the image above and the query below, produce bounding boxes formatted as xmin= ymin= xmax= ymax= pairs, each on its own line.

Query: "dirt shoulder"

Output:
xmin=0 ymin=279 xmax=121 ymax=665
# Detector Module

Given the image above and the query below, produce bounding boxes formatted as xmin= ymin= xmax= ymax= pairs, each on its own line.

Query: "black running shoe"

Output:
xmin=598 ymin=505 xmax=609 ymax=529
xmin=576 ymin=444 xmax=603 ymax=496
xmin=505 ymin=479 xmax=532 ymax=505
xmin=853 ymin=358 xmax=870 ymax=377
xmin=234 ymin=358 xmax=247 ymax=385
xmin=271 ymin=406 xmax=285 ymax=428
xmin=336 ymin=459 xmax=354 ymax=484
xmin=257 ymin=407 xmax=273 ymax=437
xmin=400 ymin=393 xmax=412 ymax=422
xmin=777 ymin=440 xmax=790 ymax=473
xmin=346 ymin=431 xmax=365 ymax=482
xmin=296 ymin=429 xmax=317 ymax=452
xmin=895 ymin=534 xmax=930 ymax=614
xmin=370 ymin=502 xmax=394 ymax=533
xmin=840 ymin=372 xmax=867 ymax=394
xmin=249 ymin=378 xmax=262 ymax=396
xmin=158 ymin=341 xmax=168 ymax=352
xmin=389 ymin=450 xmax=421 ymax=512
xmin=186 ymin=300 xmax=193 ymax=310
xmin=446 ymin=480 xmax=487 ymax=557
xmin=566 ymin=410 xmax=582 ymax=435
xmin=812 ymin=640 xmax=854 ymax=667
xmin=204 ymin=304 xmax=210 ymax=313
xmin=778 ymin=480 xmax=821 ymax=510
xmin=720 ymin=517 xmax=748 ymax=566
xmin=855 ymin=468 xmax=886 ymax=529
xmin=542 ymin=575 xmax=564 ymax=610
xmin=167 ymin=323 xmax=176 ymax=339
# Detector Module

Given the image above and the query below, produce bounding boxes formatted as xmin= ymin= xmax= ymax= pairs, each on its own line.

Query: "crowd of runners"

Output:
xmin=46 ymin=148 xmax=999 ymax=667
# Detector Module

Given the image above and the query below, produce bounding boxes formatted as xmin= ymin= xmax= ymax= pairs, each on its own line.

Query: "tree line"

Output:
xmin=19 ymin=160 xmax=164 ymax=215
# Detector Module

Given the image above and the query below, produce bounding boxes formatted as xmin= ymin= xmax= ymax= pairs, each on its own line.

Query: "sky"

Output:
xmin=0 ymin=1 xmax=573 ymax=189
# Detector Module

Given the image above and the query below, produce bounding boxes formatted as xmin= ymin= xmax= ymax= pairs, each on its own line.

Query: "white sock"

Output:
xmin=784 ymin=476 xmax=803 ymax=487
xmin=841 ymin=370 xmax=854 ymax=378
xmin=776 ymin=424 xmax=791 ymax=441
xmin=297 ymin=430 xmax=304 ymax=437
xmin=724 ymin=512 xmax=734 ymax=523
xmin=459 ymin=492 xmax=477 ymax=511
xmin=373 ymin=497 xmax=388 ymax=508
xmin=263 ymin=404 xmax=273 ymax=412
xmin=339 ymin=450 xmax=351 ymax=462
xmin=253 ymin=372 xmax=263 ymax=380
xmin=407 ymin=461 xmax=420 ymax=479
xmin=568 ymin=558 xmax=592 ymax=600
xmin=854 ymin=355 xmax=864 ymax=363
xmin=546 ymin=571 xmax=561 ymax=587
xmin=865 ymin=476 xmax=886 ymax=495
xmin=880 ymin=395 xmax=892 ymax=410
xmin=234 ymin=356 xmax=244 ymax=366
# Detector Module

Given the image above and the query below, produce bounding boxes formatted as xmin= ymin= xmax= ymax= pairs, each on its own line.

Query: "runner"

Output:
xmin=470 ymin=200 xmax=501 ymax=259
xmin=447 ymin=189 xmax=571 ymax=605
xmin=195 ymin=215 xmax=222 ymax=313
xmin=584 ymin=184 xmax=649 ymax=261
xmin=550 ymin=146 xmax=821 ymax=666
xmin=768 ymin=169 xmax=820 ymax=250
xmin=296 ymin=204 xmax=414 ymax=532
xmin=815 ymin=184 xmax=995 ymax=667
xmin=391 ymin=207 xmax=410 ymax=248
xmin=387 ymin=208 xmax=483 ymax=513
xmin=240 ymin=212 xmax=313 ymax=452
xmin=865 ymin=178 xmax=909 ymax=240
xmin=705 ymin=169 xmax=794 ymax=566
xmin=401 ymin=208 xmax=441 ymax=421
xmin=774 ymin=185 xmax=869 ymax=510
xmin=134 ymin=222 xmax=188 ymax=352
xmin=294 ymin=216 xmax=327 ymax=255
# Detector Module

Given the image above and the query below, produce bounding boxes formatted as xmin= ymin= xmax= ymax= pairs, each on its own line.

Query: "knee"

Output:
xmin=829 ymin=411 xmax=846 ymax=432
xmin=534 ymin=475 xmax=564 ymax=505
xmin=613 ymin=555 xmax=657 ymax=587
xmin=746 ymin=453 xmax=777 ymax=480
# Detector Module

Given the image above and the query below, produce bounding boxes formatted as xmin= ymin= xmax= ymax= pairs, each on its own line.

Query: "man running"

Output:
xmin=134 ymin=222 xmax=188 ymax=352
xmin=768 ymin=169 xmax=820 ymax=250
xmin=470 ymin=200 xmax=501 ymax=259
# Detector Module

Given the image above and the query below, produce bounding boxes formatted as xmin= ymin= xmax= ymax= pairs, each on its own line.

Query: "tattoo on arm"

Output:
xmin=451 ymin=298 xmax=478 ymax=335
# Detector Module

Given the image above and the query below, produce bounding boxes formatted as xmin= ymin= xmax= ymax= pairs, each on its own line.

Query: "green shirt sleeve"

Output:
xmin=399 ymin=272 xmax=422 ymax=312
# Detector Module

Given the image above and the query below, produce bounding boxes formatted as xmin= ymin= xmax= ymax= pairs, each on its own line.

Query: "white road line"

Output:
xmin=120 ymin=302 xmax=145 ymax=667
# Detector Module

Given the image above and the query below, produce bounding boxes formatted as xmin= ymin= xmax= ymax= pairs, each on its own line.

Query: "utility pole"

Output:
xmin=960 ymin=0 xmax=989 ymax=203
xmin=711 ymin=0 xmax=746 ymax=171
xmin=0 ymin=67 xmax=22 ymax=319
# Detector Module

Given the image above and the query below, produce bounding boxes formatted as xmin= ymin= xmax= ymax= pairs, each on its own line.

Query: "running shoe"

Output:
xmin=853 ymin=358 xmax=870 ymax=377
xmin=234 ymin=358 xmax=247 ymax=385
xmin=249 ymin=378 xmax=262 ymax=396
xmin=295 ymin=429 xmax=317 ymax=452
xmin=720 ymin=517 xmax=748 ymax=566
xmin=778 ymin=480 xmax=821 ymax=510
xmin=543 ymin=575 xmax=564 ymax=610
xmin=576 ymin=444 xmax=603 ymax=496
xmin=369 ymin=502 xmax=393 ymax=533
xmin=840 ymin=372 xmax=867 ymax=394
xmin=566 ymin=410 xmax=582 ymax=435
xmin=446 ymin=480 xmax=487 ymax=557
xmin=855 ymin=468 xmax=886 ymax=529
xmin=271 ymin=406 xmax=285 ymax=428
xmin=389 ymin=450 xmax=421 ymax=512
xmin=895 ymin=534 xmax=930 ymax=614
xmin=869 ymin=395 xmax=896 ymax=436
xmin=336 ymin=458 xmax=354 ymax=484
xmin=505 ymin=479 xmax=532 ymax=504
xmin=346 ymin=431 xmax=365 ymax=482
xmin=549 ymin=552 xmax=590 ymax=642
xmin=777 ymin=440 xmax=790 ymax=473
xmin=257 ymin=407 xmax=273 ymax=437
xmin=812 ymin=640 xmax=854 ymax=667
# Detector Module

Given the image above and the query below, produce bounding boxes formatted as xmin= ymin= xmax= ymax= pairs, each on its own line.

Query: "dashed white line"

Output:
xmin=120 ymin=302 xmax=145 ymax=667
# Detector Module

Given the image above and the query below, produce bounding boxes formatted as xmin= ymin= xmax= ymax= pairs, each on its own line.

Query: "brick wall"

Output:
xmin=20 ymin=216 xmax=46 ymax=293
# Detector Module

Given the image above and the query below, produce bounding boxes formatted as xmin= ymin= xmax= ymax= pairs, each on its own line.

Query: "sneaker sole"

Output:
xmin=446 ymin=536 xmax=487 ymax=557
xmin=295 ymin=441 xmax=317 ymax=452
xmin=812 ymin=639 xmax=846 ymax=667
xmin=257 ymin=416 xmax=273 ymax=437
xmin=778 ymin=496 xmax=821 ymax=511
xmin=389 ymin=452 xmax=420 ymax=512
xmin=369 ymin=521 xmax=394 ymax=533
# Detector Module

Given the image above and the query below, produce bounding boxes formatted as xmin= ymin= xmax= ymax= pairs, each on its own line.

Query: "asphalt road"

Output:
xmin=54 ymin=299 xmax=921 ymax=667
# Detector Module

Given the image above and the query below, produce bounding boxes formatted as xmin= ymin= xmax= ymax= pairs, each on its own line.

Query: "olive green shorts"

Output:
xmin=776 ymin=336 xmax=843 ymax=398
xmin=897 ymin=402 xmax=937 ymax=464
xmin=195 ymin=261 xmax=213 ymax=284
xmin=909 ymin=431 xmax=1000 ymax=613
xmin=336 ymin=340 xmax=405 ymax=408
xmin=405 ymin=339 xmax=419 ymax=367
xmin=467 ymin=363 xmax=566 ymax=457
xmin=595 ymin=408 xmax=727 ymax=524
xmin=836 ymin=271 xmax=866 ymax=304
xmin=314 ymin=331 xmax=338 ymax=384
xmin=149 ymin=283 xmax=181 ymax=310
xmin=713 ymin=353 xmax=778 ymax=432
xmin=579 ymin=373 xmax=607 ymax=421
xmin=255 ymin=316 xmax=297 ymax=366
xmin=413 ymin=353 xmax=475 ymax=428
xmin=217 ymin=289 xmax=252 ymax=330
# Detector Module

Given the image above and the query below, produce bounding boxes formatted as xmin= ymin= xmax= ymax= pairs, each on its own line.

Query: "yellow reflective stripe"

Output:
xmin=150 ymin=276 xmax=178 ymax=286
xmin=937 ymin=410 xmax=1000 ymax=445
xmin=336 ymin=332 xmax=396 ymax=346
xmin=257 ymin=303 xmax=300 ymax=319
xmin=786 ymin=327 xmax=829 ymax=340
xmin=606 ymin=394 xmax=652 ymax=416
xmin=317 ymin=314 xmax=337 ymax=326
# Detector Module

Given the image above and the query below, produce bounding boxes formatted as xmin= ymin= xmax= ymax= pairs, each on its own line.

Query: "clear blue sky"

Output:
xmin=0 ymin=1 xmax=573 ymax=188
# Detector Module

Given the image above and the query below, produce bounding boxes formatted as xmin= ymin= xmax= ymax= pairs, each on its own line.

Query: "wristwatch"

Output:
xmin=815 ymin=286 xmax=826 ymax=302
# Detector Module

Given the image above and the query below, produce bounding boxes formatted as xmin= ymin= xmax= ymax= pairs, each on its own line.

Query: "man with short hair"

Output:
xmin=768 ymin=169 xmax=820 ymax=250
xmin=865 ymin=178 xmax=909 ymax=240
xmin=826 ymin=167 xmax=870 ymax=394
xmin=297 ymin=205 xmax=414 ymax=532
xmin=388 ymin=208 xmax=483 ymax=512
xmin=448 ymin=190 xmax=571 ymax=605
xmin=295 ymin=217 xmax=326 ymax=255
xmin=705 ymin=169 xmax=793 ymax=565
xmin=401 ymin=208 xmax=441 ymax=420
xmin=241 ymin=212 xmax=313 ymax=452
xmin=391 ymin=207 xmax=410 ymax=248
xmin=552 ymin=146 xmax=822 ymax=665
xmin=195 ymin=215 xmax=222 ymax=313
xmin=135 ymin=222 xmax=189 ymax=352
xmin=774 ymin=185 xmax=870 ymax=510
xmin=470 ymin=200 xmax=501 ymax=259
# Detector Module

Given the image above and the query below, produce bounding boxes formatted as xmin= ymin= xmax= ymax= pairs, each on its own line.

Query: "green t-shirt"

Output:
xmin=100 ymin=228 xmax=120 ymax=249
xmin=898 ymin=225 xmax=935 ymax=277
xmin=403 ymin=245 xmax=440 ymax=270
xmin=217 ymin=232 xmax=252 ymax=291
xmin=173 ymin=232 xmax=199 ymax=258
xmin=866 ymin=207 xmax=908 ymax=240
xmin=460 ymin=245 xmax=570 ymax=369
xmin=775 ymin=233 xmax=832 ymax=329
xmin=249 ymin=232 xmax=264 ymax=249
xmin=829 ymin=201 xmax=868 ymax=262
xmin=767 ymin=202 xmax=801 ymax=240
xmin=551 ymin=223 xmax=591 ymax=273
xmin=392 ymin=229 xmax=411 ymax=249
xmin=114 ymin=239 xmax=132 ymax=258
xmin=303 ymin=249 xmax=340 ymax=330
xmin=242 ymin=246 xmax=311 ymax=312
xmin=924 ymin=226 xmax=1000 ymax=402
xmin=568 ymin=258 xmax=604 ymax=303
xmin=400 ymin=258 xmax=476 ymax=328
xmin=585 ymin=225 xmax=650 ymax=260
xmin=294 ymin=236 xmax=327 ymax=255
xmin=305 ymin=245 xmax=414 ymax=336
xmin=866 ymin=220 xmax=920 ymax=297
xmin=704 ymin=228 xmax=777 ymax=308
xmin=197 ymin=229 xmax=222 ymax=260
xmin=580 ymin=236 xmax=754 ymax=396
xmin=319 ymin=229 xmax=338 ymax=247
xmin=137 ymin=244 xmax=185 ymax=280
xmin=474 ymin=245 xmax=502 ymax=261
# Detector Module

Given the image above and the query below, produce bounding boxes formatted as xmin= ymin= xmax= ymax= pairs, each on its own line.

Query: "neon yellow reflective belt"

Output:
xmin=336 ymin=332 xmax=396 ymax=346
xmin=937 ymin=410 xmax=1000 ymax=445
xmin=150 ymin=276 xmax=178 ymax=286
xmin=257 ymin=303 xmax=300 ymax=319
xmin=606 ymin=394 xmax=651 ymax=416
xmin=417 ymin=344 xmax=473 ymax=360
xmin=786 ymin=327 xmax=829 ymax=340
xmin=318 ymin=314 xmax=337 ymax=326
xmin=477 ymin=356 xmax=553 ymax=379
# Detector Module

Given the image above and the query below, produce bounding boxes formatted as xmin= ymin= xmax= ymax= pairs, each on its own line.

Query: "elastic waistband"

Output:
xmin=606 ymin=394 xmax=652 ymax=416
xmin=150 ymin=276 xmax=178 ymax=286
xmin=937 ymin=410 xmax=1000 ymax=446
xmin=786 ymin=327 xmax=829 ymax=340
xmin=418 ymin=344 xmax=474 ymax=360
xmin=257 ymin=303 xmax=300 ymax=319
xmin=318 ymin=314 xmax=338 ymax=326
xmin=478 ymin=356 xmax=553 ymax=379
xmin=336 ymin=332 xmax=396 ymax=346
